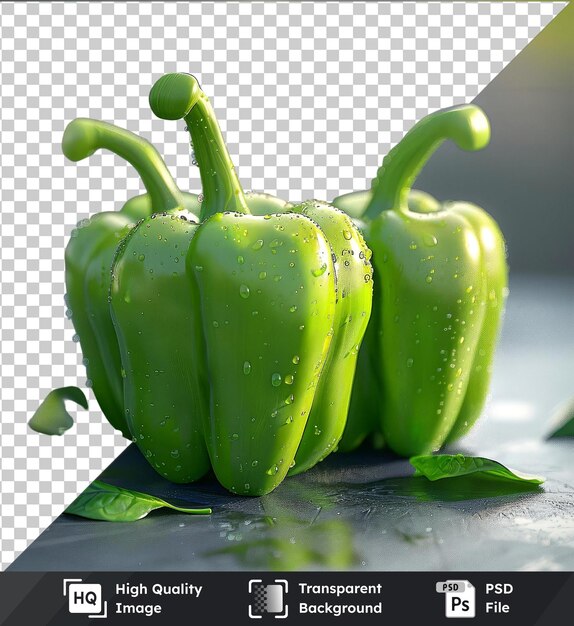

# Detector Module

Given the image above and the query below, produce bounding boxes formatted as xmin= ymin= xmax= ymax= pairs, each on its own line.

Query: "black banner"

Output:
xmin=0 ymin=571 xmax=571 ymax=625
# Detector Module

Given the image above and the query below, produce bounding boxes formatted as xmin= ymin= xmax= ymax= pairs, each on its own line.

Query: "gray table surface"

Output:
xmin=9 ymin=276 xmax=574 ymax=571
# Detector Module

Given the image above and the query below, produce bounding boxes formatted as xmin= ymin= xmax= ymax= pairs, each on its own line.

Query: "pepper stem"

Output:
xmin=149 ymin=73 xmax=250 ymax=221
xmin=364 ymin=105 xmax=490 ymax=220
xmin=62 ymin=119 xmax=184 ymax=215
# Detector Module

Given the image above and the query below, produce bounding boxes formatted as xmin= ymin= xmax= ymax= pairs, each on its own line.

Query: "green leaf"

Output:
xmin=28 ymin=386 xmax=88 ymax=435
xmin=64 ymin=480 xmax=212 ymax=521
xmin=547 ymin=399 xmax=574 ymax=438
xmin=410 ymin=454 xmax=545 ymax=485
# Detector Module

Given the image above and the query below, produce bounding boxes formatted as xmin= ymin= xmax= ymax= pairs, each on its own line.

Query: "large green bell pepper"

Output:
xmin=63 ymin=73 xmax=372 ymax=495
xmin=333 ymin=105 xmax=508 ymax=456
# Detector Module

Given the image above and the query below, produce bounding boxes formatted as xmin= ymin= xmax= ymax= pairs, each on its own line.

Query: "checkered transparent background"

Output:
xmin=0 ymin=2 xmax=564 ymax=570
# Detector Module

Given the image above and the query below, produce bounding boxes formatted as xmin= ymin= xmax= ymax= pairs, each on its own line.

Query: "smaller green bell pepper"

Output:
xmin=334 ymin=105 xmax=508 ymax=456
xmin=62 ymin=120 xmax=193 ymax=436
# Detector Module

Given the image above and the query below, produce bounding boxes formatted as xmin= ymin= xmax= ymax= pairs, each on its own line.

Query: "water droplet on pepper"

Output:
xmin=311 ymin=263 xmax=327 ymax=277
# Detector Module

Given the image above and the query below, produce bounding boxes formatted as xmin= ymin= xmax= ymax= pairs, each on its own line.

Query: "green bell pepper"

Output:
xmin=63 ymin=120 xmax=197 ymax=437
xmin=63 ymin=73 xmax=372 ymax=495
xmin=333 ymin=105 xmax=508 ymax=456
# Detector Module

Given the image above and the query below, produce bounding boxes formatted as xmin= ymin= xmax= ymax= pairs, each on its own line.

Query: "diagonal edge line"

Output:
xmin=0 ymin=572 xmax=47 ymax=626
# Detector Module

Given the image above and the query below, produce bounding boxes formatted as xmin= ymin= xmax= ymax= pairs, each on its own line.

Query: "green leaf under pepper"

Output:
xmin=28 ymin=386 xmax=88 ymax=435
xmin=64 ymin=480 xmax=212 ymax=521
xmin=410 ymin=454 xmax=544 ymax=485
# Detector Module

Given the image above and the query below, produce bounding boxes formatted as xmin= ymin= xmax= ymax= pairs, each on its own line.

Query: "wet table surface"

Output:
xmin=9 ymin=276 xmax=574 ymax=571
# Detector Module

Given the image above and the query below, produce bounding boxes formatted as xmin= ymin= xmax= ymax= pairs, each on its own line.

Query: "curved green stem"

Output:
xmin=364 ymin=105 xmax=490 ymax=220
xmin=62 ymin=119 xmax=184 ymax=214
xmin=149 ymin=73 xmax=249 ymax=221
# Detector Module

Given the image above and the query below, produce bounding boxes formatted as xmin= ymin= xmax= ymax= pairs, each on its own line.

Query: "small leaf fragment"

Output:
xmin=410 ymin=454 xmax=544 ymax=485
xmin=28 ymin=386 xmax=89 ymax=435
xmin=64 ymin=480 xmax=212 ymax=521
xmin=547 ymin=398 xmax=574 ymax=439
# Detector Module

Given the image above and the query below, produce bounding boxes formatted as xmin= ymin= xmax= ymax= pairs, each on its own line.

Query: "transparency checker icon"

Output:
xmin=63 ymin=579 xmax=108 ymax=618
xmin=248 ymin=579 xmax=288 ymax=619
xmin=436 ymin=580 xmax=476 ymax=618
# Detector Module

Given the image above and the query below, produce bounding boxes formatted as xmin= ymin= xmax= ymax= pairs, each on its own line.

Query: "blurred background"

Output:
xmin=418 ymin=2 xmax=574 ymax=275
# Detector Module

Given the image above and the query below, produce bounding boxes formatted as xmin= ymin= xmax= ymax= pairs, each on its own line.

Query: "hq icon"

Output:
xmin=63 ymin=578 xmax=108 ymax=618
